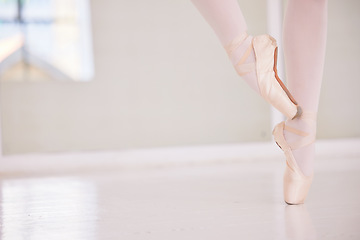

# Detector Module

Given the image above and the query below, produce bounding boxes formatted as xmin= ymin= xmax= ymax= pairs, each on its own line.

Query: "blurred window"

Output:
xmin=0 ymin=0 xmax=94 ymax=81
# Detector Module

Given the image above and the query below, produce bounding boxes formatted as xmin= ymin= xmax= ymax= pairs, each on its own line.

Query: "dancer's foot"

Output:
xmin=225 ymin=32 xmax=302 ymax=120
xmin=273 ymin=111 xmax=317 ymax=204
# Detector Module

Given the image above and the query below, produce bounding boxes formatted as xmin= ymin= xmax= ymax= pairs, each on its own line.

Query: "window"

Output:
xmin=0 ymin=0 xmax=94 ymax=82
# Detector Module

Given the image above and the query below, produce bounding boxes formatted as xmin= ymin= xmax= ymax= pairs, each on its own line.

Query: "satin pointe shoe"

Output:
xmin=272 ymin=111 xmax=317 ymax=205
xmin=225 ymin=33 xmax=302 ymax=120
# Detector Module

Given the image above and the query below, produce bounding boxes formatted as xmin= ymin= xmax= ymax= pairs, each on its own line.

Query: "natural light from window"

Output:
xmin=0 ymin=0 xmax=94 ymax=82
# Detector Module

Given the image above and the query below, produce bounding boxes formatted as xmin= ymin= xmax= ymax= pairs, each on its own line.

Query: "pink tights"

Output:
xmin=191 ymin=0 xmax=328 ymax=176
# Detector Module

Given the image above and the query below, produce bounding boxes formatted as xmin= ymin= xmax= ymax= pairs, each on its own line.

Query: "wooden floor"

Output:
xmin=1 ymin=150 xmax=360 ymax=239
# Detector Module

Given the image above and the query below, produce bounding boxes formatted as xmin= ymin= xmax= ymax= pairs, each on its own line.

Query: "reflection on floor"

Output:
xmin=0 ymin=155 xmax=360 ymax=239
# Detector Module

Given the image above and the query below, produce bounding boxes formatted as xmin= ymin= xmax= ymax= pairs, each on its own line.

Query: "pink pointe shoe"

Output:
xmin=225 ymin=33 xmax=302 ymax=120
xmin=272 ymin=111 xmax=317 ymax=204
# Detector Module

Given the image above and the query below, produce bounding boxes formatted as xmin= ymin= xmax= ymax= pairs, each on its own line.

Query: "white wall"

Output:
xmin=317 ymin=0 xmax=360 ymax=139
xmin=0 ymin=0 xmax=359 ymax=155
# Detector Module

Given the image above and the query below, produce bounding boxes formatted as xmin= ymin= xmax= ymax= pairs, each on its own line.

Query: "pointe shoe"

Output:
xmin=272 ymin=111 xmax=317 ymax=204
xmin=225 ymin=33 xmax=302 ymax=120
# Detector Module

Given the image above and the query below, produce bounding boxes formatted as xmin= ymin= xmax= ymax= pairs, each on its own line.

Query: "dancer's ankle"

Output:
xmin=224 ymin=32 xmax=260 ymax=94
xmin=284 ymin=111 xmax=317 ymax=177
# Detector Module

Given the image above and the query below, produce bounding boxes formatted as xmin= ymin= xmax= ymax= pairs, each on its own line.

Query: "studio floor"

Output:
xmin=0 ymin=140 xmax=360 ymax=240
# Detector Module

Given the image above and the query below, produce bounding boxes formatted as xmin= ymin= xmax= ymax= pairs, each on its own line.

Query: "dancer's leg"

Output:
xmin=190 ymin=0 xmax=260 ymax=93
xmin=190 ymin=0 xmax=246 ymax=46
xmin=283 ymin=0 xmax=328 ymax=176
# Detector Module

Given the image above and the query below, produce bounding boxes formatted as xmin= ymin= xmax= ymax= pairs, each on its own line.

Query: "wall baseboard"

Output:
xmin=1 ymin=138 xmax=359 ymax=176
